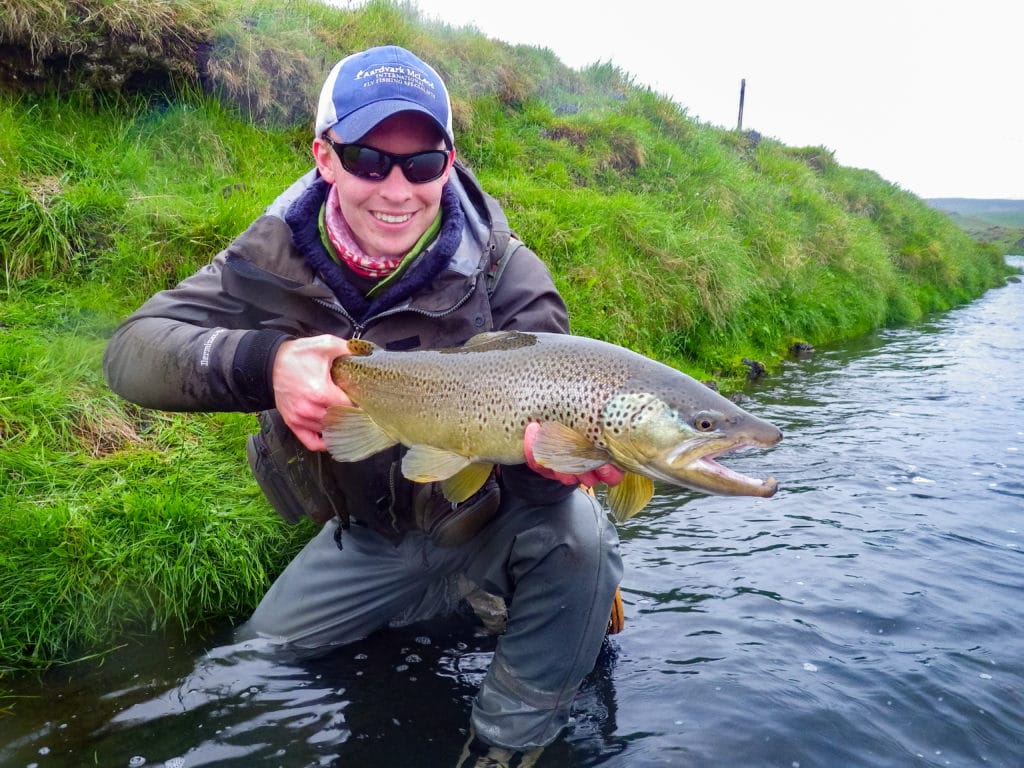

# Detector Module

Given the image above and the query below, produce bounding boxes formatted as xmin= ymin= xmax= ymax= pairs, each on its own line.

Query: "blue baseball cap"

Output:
xmin=315 ymin=45 xmax=454 ymax=148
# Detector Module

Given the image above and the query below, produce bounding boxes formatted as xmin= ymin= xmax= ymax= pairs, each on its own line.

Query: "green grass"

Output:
xmin=0 ymin=0 xmax=1017 ymax=674
xmin=0 ymin=290 xmax=315 ymax=670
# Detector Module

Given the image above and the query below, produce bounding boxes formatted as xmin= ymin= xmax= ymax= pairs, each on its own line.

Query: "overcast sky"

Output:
xmin=344 ymin=0 xmax=1020 ymax=200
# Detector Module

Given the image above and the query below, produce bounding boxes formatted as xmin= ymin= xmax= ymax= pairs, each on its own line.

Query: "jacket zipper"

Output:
xmin=314 ymin=280 xmax=479 ymax=340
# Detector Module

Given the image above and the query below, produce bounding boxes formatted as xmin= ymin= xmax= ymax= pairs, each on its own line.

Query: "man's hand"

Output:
xmin=272 ymin=335 xmax=352 ymax=452
xmin=522 ymin=421 xmax=625 ymax=488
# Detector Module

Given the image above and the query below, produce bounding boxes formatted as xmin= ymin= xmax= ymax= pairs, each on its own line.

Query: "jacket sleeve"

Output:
xmin=103 ymin=229 xmax=292 ymax=413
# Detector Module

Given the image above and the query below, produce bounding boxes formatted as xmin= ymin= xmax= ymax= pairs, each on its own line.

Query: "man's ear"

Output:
xmin=440 ymin=148 xmax=456 ymax=185
xmin=313 ymin=137 xmax=338 ymax=183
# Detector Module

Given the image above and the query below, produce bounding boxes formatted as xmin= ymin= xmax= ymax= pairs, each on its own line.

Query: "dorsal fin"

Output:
xmin=454 ymin=330 xmax=537 ymax=353
xmin=461 ymin=331 xmax=514 ymax=349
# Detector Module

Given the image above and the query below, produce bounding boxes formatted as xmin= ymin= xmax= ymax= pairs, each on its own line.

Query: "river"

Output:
xmin=2 ymin=259 xmax=1022 ymax=767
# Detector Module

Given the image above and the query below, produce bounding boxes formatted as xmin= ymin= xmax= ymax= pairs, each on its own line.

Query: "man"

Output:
xmin=104 ymin=45 xmax=623 ymax=766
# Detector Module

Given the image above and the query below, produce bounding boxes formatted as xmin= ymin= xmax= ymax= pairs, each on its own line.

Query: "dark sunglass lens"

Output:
xmin=403 ymin=151 xmax=449 ymax=183
xmin=333 ymin=141 xmax=448 ymax=183
xmin=341 ymin=145 xmax=391 ymax=180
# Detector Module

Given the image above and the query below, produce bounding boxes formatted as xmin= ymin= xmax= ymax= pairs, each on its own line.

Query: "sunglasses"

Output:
xmin=323 ymin=138 xmax=452 ymax=184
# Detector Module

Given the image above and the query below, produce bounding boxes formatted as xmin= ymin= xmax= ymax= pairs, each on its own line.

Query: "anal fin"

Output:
xmin=323 ymin=405 xmax=399 ymax=462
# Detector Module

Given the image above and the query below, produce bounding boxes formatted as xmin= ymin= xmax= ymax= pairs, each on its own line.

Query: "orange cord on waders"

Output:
xmin=582 ymin=484 xmax=626 ymax=635
xmin=607 ymin=587 xmax=625 ymax=635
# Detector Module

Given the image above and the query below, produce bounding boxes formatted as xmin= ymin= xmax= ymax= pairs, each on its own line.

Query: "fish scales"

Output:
xmin=332 ymin=334 xmax=635 ymax=463
xmin=325 ymin=331 xmax=782 ymax=521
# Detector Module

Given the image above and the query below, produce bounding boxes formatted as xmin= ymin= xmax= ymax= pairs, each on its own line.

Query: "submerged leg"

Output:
xmin=464 ymin=488 xmax=623 ymax=750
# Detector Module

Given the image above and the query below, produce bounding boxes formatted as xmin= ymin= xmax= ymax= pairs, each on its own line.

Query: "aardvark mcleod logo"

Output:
xmin=355 ymin=64 xmax=437 ymax=98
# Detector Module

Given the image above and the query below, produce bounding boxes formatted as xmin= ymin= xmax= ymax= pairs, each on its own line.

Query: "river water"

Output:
xmin=3 ymin=259 xmax=1022 ymax=768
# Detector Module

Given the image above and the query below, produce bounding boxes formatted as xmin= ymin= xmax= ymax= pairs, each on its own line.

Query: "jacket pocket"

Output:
xmin=413 ymin=474 xmax=501 ymax=547
xmin=246 ymin=409 xmax=346 ymax=526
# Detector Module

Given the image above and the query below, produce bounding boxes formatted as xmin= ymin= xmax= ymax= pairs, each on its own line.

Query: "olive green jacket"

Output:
xmin=103 ymin=163 xmax=573 ymax=541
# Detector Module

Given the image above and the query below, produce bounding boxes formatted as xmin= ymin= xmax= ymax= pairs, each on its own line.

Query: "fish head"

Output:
xmin=599 ymin=390 xmax=782 ymax=498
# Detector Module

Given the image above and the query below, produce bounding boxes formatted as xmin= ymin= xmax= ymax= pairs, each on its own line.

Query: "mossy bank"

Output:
xmin=0 ymin=0 xmax=1015 ymax=674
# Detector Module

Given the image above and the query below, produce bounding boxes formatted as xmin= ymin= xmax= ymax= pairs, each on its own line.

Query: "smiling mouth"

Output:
xmin=373 ymin=211 xmax=413 ymax=224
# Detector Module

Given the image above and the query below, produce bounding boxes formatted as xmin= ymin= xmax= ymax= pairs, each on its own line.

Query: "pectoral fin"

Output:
xmin=323 ymin=405 xmax=399 ymax=462
xmin=531 ymin=421 xmax=609 ymax=474
xmin=606 ymin=472 xmax=654 ymax=522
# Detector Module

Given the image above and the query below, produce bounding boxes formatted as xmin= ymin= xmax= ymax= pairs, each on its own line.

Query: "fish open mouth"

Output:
xmin=665 ymin=438 xmax=779 ymax=497
xmin=691 ymin=453 xmax=778 ymax=497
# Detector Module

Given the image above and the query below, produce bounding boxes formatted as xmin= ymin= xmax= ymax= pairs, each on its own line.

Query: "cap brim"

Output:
xmin=332 ymin=100 xmax=453 ymax=147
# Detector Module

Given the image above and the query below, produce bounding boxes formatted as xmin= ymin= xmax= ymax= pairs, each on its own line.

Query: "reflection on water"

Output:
xmin=3 ymin=261 xmax=1023 ymax=767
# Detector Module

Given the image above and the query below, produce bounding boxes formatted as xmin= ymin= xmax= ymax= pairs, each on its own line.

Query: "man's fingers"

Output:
xmin=593 ymin=464 xmax=625 ymax=486
xmin=523 ymin=421 xmax=625 ymax=487
xmin=294 ymin=427 xmax=327 ymax=453
xmin=522 ymin=422 xmax=542 ymax=472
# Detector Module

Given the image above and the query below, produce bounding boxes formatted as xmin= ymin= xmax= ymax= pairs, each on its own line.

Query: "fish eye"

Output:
xmin=693 ymin=412 xmax=716 ymax=432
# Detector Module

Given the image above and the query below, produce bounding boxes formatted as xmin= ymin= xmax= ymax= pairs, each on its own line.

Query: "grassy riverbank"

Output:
xmin=0 ymin=0 xmax=1015 ymax=674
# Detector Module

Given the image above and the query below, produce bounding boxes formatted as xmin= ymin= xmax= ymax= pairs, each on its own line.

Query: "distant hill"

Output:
xmin=926 ymin=198 xmax=1024 ymax=253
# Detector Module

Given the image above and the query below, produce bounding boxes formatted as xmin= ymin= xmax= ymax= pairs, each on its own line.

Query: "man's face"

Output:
xmin=315 ymin=112 xmax=452 ymax=261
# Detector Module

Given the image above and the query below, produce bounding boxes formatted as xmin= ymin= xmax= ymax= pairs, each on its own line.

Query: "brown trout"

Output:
xmin=324 ymin=331 xmax=782 ymax=522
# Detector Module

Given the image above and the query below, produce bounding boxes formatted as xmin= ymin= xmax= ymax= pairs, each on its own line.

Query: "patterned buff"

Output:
xmin=323 ymin=183 xmax=402 ymax=279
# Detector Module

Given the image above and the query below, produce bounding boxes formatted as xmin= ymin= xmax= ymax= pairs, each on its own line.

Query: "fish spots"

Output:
xmin=603 ymin=393 xmax=649 ymax=436
xmin=327 ymin=331 xmax=781 ymax=500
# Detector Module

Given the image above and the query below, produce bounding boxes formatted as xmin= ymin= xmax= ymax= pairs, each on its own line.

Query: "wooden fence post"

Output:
xmin=737 ymin=78 xmax=746 ymax=131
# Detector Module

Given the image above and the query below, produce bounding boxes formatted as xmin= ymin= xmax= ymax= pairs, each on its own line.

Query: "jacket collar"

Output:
xmin=285 ymin=175 xmax=469 ymax=324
